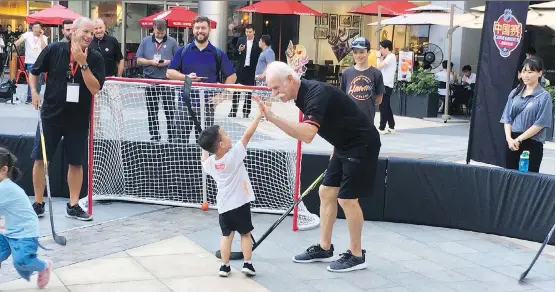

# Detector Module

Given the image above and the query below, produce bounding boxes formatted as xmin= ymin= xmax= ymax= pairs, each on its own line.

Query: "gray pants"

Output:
xmin=175 ymin=102 xmax=215 ymax=143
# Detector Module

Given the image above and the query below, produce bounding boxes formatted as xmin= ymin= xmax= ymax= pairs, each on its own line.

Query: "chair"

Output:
xmin=16 ymin=56 xmax=28 ymax=84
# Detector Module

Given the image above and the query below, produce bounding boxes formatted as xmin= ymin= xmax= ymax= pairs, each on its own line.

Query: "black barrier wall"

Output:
xmin=1 ymin=134 xmax=554 ymax=244
xmin=384 ymin=158 xmax=555 ymax=245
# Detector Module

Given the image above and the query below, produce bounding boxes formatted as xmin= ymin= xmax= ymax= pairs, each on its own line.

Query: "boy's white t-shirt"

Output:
xmin=23 ymin=32 xmax=48 ymax=65
xmin=202 ymin=141 xmax=255 ymax=214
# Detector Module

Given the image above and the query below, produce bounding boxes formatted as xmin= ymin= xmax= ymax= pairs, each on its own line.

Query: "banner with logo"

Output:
xmin=397 ymin=51 xmax=414 ymax=82
xmin=466 ymin=1 xmax=529 ymax=167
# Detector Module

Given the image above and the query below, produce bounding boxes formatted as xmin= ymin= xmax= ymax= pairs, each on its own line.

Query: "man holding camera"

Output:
xmin=136 ymin=19 xmax=179 ymax=142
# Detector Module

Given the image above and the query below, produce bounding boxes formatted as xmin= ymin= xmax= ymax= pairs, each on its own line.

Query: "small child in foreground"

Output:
xmin=0 ymin=147 xmax=51 ymax=288
xmin=199 ymin=111 xmax=263 ymax=277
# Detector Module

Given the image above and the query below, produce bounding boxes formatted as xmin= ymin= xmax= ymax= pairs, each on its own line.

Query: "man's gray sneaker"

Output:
xmin=327 ymin=250 xmax=367 ymax=272
xmin=66 ymin=203 xmax=93 ymax=221
xmin=293 ymin=244 xmax=335 ymax=263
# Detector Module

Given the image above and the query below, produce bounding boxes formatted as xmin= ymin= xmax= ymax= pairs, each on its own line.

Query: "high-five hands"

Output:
xmin=253 ymin=95 xmax=273 ymax=121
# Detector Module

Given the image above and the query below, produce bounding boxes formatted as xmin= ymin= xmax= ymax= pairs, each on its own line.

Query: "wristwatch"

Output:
xmin=80 ymin=64 xmax=89 ymax=70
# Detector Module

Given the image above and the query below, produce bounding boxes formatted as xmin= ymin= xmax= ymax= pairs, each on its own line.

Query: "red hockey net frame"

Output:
xmin=87 ymin=77 xmax=309 ymax=231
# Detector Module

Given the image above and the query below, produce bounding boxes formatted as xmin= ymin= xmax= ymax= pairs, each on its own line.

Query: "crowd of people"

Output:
xmin=0 ymin=10 xmax=552 ymax=289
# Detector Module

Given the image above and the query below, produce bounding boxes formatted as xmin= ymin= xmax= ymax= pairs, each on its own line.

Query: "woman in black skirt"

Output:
xmin=500 ymin=56 xmax=553 ymax=173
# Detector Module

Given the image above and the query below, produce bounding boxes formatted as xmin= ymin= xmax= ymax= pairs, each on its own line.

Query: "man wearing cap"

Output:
xmin=341 ymin=37 xmax=385 ymax=127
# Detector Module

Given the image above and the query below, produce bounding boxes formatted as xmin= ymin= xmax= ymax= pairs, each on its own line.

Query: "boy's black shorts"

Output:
xmin=219 ymin=202 xmax=254 ymax=236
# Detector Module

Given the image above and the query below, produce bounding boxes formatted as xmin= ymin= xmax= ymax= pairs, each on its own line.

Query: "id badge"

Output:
xmin=154 ymin=53 xmax=161 ymax=63
xmin=33 ymin=47 xmax=40 ymax=56
xmin=67 ymin=83 xmax=80 ymax=103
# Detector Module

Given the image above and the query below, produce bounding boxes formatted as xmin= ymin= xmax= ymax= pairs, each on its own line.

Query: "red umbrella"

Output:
xmin=26 ymin=5 xmax=83 ymax=25
xmin=139 ymin=7 xmax=216 ymax=28
xmin=237 ymin=2 xmax=323 ymax=60
xmin=350 ymin=1 xmax=417 ymax=16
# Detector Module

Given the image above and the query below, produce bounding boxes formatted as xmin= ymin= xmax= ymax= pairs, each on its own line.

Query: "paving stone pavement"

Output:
xmin=0 ymin=206 xmax=552 ymax=291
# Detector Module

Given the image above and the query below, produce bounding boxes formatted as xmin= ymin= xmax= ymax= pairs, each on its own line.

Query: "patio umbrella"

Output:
xmin=469 ymin=4 xmax=554 ymax=30
xmin=26 ymin=4 xmax=82 ymax=26
xmin=350 ymin=1 xmax=417 ymax=16
xmin=237 ymin=1 xmax=323 ymax=60
xmin=139 ymin=6 xmax=216 ymax=28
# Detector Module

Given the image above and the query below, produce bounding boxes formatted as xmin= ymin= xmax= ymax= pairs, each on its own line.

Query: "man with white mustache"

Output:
xmin=28 ymin=17 xmax=105 ymax=221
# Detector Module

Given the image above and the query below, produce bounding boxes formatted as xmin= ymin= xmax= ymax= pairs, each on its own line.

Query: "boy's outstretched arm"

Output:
xmin=241 ymin=109 xmax=263 ymax=147
xmin=201 ymin=149 xmax=209 ymax=164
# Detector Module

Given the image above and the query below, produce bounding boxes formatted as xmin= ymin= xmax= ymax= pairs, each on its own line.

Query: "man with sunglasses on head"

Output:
xmin=341 ymin=37 xmax=385 ymax=128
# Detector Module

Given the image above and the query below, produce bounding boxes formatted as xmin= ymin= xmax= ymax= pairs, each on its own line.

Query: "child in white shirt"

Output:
xmin=199 ymin=111 xmax=263 ymax=277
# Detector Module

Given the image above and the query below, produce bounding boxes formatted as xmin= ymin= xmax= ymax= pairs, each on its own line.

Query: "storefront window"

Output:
xmin=90 ymin=1 xmax=122 ymax=41
xmin=227 ymin=1 xmax=250 ymax=56
xmin=0 ymin=2 xmax=28 ymax=39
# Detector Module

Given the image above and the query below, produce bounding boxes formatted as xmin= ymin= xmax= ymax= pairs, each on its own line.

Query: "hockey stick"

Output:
xmin=37 ymin=109 xmax=67 ymax=246
xmin=182 ymin=76 xmax=202 ymax=135
xmin=519 ymin=224 xmax=555 ymax=282
xmin=215 ymin=171 xmax=326 ymax=260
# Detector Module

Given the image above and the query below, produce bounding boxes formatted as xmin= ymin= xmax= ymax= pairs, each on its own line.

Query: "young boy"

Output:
xmin=0 ymin=147 xmax=52 ymax=288
xmin=199 ymin=111 xmax=263 ymax=277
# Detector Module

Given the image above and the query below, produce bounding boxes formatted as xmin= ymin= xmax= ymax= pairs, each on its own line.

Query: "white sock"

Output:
xmin=244 ymin=260 xmax=252 ymax=264
xmin=221 ymin=262 xmax=229 ymax=267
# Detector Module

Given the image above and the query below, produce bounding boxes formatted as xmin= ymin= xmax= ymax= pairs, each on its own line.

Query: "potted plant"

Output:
xmin=391 ymin=68 xmax=439 ymax=118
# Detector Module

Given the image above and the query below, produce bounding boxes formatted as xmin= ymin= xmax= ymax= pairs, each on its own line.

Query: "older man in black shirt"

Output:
xmin=254 ymin=61 xmax=380 ymax=273
xmin=91 ymin=18 xmax=124 ymax=77
xmin=29 ymin=17 xmax=105 ymax=221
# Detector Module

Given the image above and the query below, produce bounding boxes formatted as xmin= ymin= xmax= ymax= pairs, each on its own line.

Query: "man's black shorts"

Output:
xmin=219 ymin=203 xmax=254 ymax=236
xmin=30 ymin=122 xmax=88 ymax=166
xmin=322 ymin=145 xmax=380 ymax=199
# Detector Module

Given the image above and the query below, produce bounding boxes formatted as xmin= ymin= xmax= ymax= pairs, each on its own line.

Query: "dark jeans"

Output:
xmin=145 ymin=84 xmax=175 ymax=141
xmin=26 ymin=64 xmax=44 ymax=102
xmin=176 ymin=102 xmax=215 ymax=143
xmin=230 ymin=66 xmax=255 ymax=117
xmin=506 ymin=132 xmax=544 ymax=173
xmin=379 ymin=86 xmax=395 ymax=130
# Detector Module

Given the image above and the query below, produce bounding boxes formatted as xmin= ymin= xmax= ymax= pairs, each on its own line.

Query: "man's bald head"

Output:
xmin=71 ymin=17 xmax=94 ymax=49
xmin=93 ymin=18 xmax=106 ymax=39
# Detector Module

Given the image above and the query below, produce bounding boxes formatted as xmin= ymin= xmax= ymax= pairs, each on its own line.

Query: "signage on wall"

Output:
xmin=397 ymin=51 xmax=414 ymax=82
xmin=492 ymin=9 xmax=523 ymax=58
xmin=286 ymin=41 xmax=309 ymax=77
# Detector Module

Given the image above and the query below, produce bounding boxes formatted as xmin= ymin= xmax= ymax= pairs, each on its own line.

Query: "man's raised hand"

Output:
xmin=253 ymin=95 xmax=272 ymax=120
xmin=71 ymin=42 xmax=87 ymax=66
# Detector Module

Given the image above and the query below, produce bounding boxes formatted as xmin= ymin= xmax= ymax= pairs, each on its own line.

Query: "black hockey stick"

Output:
xmin=215 ymin=171 xmax=325 ymax=260
xmin=182 ymin=76 xmax=203 ymax=136
xmin=37 ymin=109 xmax=67 ymax=246
xmin=519 ymin=224 xmax=555 ymax=282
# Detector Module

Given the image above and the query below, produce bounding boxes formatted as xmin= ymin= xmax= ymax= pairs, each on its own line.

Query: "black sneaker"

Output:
xmin=33 ymin=202 xmax=45 ymax=218
xmin=292 ymin=244 xmax=335 ymax=263
xmin=241 ymin=262 xmax=256 ymax=276
xmin=66 ymin=203 xmax=93 ymax=221
xmin=219 ymin=264 xmax=231 ymax=277
xmin=326 ymin=250 xmax=367 ymax=272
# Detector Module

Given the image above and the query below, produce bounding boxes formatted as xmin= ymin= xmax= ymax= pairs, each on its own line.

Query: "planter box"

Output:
xmin=391 ymin=90 xmax=437 ymax=118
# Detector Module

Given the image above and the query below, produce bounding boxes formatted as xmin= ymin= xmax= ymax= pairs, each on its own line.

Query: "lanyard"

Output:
xmin=69 ymin=52 xmax=79 ymax=77
xmin=155 ymin=41 xmax=163 ymax=52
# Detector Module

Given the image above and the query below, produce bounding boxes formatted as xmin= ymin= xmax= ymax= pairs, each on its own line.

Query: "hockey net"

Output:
xmin=86 ymin=77 xmax=319 ymax=231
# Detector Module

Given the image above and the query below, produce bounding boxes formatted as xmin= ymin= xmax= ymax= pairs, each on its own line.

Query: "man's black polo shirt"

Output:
xmin=90 ymin=34 xmax=123 ymax=77
xmin=295 ymin=79 xmax=380 ymax=157
xmin=31 ymin=42 xmax=106 ymax=129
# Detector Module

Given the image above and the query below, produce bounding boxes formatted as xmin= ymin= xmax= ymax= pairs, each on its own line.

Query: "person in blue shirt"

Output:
xmin=500 ymin=57 xmax=553 ymax=173
xmin=0 ymin=147 xmax=52 ymax=288
xmin=167 ymin=16 xmax=236 ymax=143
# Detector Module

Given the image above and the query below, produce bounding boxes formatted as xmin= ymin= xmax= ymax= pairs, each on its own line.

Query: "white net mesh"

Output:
xmin=88 ymin=79 xmax=319 ymax=231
